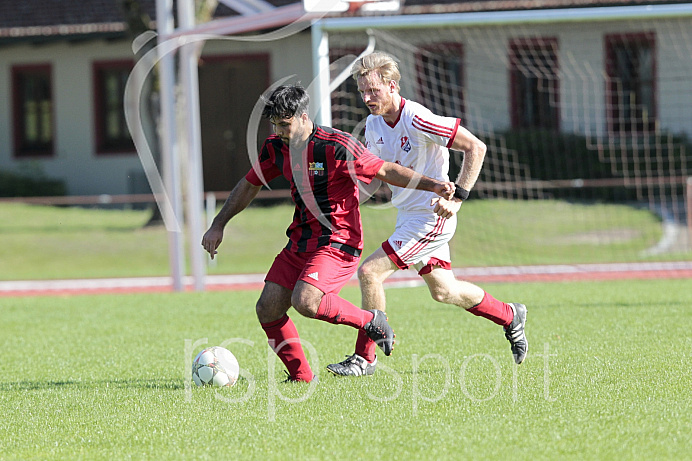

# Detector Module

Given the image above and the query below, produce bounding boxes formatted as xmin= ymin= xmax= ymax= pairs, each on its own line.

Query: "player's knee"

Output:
xmin=429 ymin=286 xmax=452 ymax=304
xmin=290 ymin=291 xmax=306 ymax=313
xmin=358 ymin=263 xmax=377 ymax=284
xmin=255 ymin=299 xmax=274 ymax=323
xmin=290 ymin=290 xmax=318 ymax=318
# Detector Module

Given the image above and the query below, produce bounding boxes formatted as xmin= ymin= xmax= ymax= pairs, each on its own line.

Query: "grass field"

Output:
xmin=1 ymin=279 xmax=691 ymax=460
xmin=1 ymin=201 xmax=690 ymax=459
xmin=0 ymin=199 xmax=687 ymax=281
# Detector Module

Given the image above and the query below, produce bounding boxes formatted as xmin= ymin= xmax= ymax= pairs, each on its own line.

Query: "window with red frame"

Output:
xmin=509 ymin=38 xmax=559 ymax=131
xmin=93 ymin=61 xmax=135 ymax=153
xmin=12 ymin=65 xmax=54 ymax=157
xmin=605 ymin=32 xmax=656 ymax=134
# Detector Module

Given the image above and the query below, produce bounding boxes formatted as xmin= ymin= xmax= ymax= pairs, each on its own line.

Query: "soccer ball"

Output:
xmin=192 ymin=346 xmax=240 ymax=388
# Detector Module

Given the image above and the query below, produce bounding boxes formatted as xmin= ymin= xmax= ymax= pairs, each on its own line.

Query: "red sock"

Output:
xmin=261 ymin=315 xmax=314 ymax=382
xmin=354 ymin=329 xmax=377 ymax=363
xmin=315 ymin=293 xmax=374 ymax=329
xmin=468 ymin=292 xmax=514 ymax=326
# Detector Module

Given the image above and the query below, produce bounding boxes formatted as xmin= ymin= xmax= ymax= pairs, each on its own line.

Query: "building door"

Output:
xmin=199 ymin=54 xmax=270 ymax=192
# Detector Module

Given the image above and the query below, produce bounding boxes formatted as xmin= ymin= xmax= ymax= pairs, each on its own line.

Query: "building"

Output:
xmin=1 ymin=0 xmax=690 ymax=200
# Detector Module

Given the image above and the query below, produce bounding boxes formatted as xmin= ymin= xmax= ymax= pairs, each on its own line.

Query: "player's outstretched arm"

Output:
xmin=375 ymin=162 xmax=454 ymax=199
xmin=428 ymin=125 xmax=487 ymax=219
xmin=201 ymin=178 xmax=262 ymax=259
xmin=450 ymin=125 xmax=487 ymax=192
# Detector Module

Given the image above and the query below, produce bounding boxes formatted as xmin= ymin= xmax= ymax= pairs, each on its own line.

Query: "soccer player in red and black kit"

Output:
xmin=201 ymin=84 xmax=455 ymax=382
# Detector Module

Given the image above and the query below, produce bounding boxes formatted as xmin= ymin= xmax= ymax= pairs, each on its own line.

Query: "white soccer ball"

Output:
xmin=192 ymin=346 xmax=240 ymax=388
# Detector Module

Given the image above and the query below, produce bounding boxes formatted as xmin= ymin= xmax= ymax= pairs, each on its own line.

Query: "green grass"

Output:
xmin=0 ymin=203 xmax=167 ymax=280
xmin=0 ymin=199 xmax=688 ymax=281
xmin=1 ymin=279 xmax=691 ymax=460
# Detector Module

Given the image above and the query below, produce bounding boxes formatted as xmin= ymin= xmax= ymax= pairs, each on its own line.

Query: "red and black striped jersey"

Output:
xmin=245 ymin=124 xmax=385 ymax=253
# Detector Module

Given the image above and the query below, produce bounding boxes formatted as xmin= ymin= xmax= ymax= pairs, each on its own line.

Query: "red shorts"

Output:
xmin=265 ymin=245 xmax=360 ymax=294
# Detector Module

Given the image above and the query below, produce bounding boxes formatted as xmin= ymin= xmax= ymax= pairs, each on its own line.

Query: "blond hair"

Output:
xmin=351 ymin=51 xmax=401 ymax=92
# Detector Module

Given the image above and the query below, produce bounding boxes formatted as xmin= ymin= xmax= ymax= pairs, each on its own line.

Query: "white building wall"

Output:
xmin=201 ymin=31 xmax=313 ymax=86
xmin=653 ymin=18 xmax=692 ymax=135
xmin=462 ymin=25 xmax=511 ymax=134
xmin=502 ymin=17 xmax=692 ymax=137
xmin=0 ymin=38 xmax=144 ymax=196
xmin=0 ymin=31 xmax=314 ymax=197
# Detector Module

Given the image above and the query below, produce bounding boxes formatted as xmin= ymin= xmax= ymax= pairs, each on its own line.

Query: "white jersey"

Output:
xmin=364 ymin=98 xmax=460 ymax=213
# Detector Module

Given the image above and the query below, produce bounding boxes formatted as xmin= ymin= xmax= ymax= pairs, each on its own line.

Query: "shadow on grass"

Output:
xmin=0 ymin=378 xmax=185 ymax=391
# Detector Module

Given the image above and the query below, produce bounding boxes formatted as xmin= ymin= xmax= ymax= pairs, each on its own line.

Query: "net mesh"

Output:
xmin=328 ymin=17 xmax=692 ymax=265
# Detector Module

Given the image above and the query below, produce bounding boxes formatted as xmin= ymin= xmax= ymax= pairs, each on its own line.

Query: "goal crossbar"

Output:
xmin=316 ymin=3 xmax=692 ymax=31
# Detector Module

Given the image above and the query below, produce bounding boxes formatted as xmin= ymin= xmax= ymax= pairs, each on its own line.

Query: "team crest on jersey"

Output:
xmin=309 ymin=162 xmax=325 ymax=176
xmin=400 ymin=136 xmax=412 ymax=152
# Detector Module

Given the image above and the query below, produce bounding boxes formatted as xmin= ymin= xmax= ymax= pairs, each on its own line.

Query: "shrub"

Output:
xmin=0 ymin=169 xmax=66 ymax=197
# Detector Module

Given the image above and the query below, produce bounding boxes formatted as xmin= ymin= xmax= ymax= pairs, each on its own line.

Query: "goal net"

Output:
xmin=326 ymin=15 xmax=692 ymax=268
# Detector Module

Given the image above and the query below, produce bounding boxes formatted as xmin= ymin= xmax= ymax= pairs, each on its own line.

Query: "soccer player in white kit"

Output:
xmin=327 ymin=52 xmax=528 ymax=377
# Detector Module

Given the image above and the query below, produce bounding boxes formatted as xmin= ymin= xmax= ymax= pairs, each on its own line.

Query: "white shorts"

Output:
xmin=383 ymin=211 xmax=457 ymax=275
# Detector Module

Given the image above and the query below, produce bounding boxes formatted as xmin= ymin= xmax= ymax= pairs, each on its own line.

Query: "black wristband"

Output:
xmin=453 ymin=184 xmax=470 ymax=201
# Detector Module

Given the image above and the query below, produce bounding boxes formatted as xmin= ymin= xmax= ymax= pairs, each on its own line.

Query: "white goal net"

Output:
xmin=326 ymin=14 xmax=692 ymax=267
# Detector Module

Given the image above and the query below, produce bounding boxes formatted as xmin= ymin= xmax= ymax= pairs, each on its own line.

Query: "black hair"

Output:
xmin=261 ymin=84 xmax=310 ymax=120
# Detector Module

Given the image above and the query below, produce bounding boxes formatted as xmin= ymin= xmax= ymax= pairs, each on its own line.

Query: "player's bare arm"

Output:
xmin=432 ymin=125 xmax=487 ymax=218
xmin=201 ymin=178 xmax=262 ymax=259
xmin=450 ymin=125 xmax=487 ymax=193
xmin=376 ymin=161 xmax=454 ymax=199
